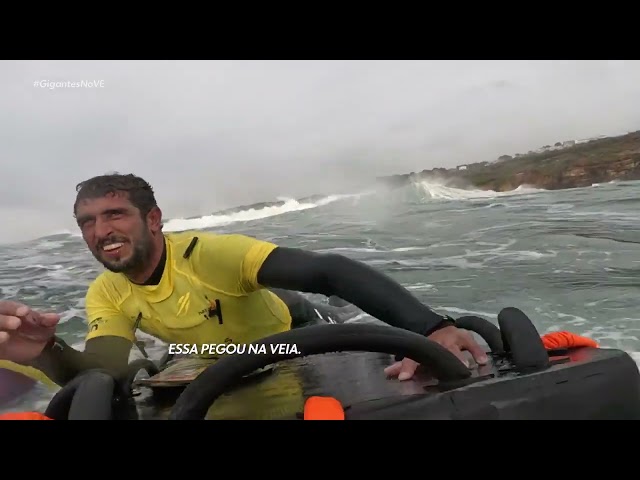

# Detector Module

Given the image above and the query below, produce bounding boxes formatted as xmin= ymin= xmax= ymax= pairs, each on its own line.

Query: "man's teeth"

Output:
xmin=103 ymin=242 xmax=124 ymax=251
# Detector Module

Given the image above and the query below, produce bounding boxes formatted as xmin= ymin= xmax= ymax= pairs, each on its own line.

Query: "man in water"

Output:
xmin=0 ymin=173 xmax=487 ymax=386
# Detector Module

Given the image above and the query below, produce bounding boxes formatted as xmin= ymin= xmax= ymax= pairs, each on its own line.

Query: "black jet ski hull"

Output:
xmin=39 ymin=308 xmax=640 ymax=420
xmin=131 ymin=345 xmax=640 ymax=420
xmin=342 ymin=347 xmax=640 ymax=420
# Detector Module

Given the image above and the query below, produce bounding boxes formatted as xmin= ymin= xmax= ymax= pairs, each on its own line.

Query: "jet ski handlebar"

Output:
xmin=451 ymin=308 xmax=551 ymax=372
xmin=169 ymin=307 xmax=550 ymax=420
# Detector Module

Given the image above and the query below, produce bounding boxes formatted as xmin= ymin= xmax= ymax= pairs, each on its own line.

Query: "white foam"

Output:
xmin=163 ymin=193 xmax=364 ymax=233
xmin=629 ymin=352 xmax=640 ymax=367
xmin=314 ymin=247 xmax=381 ymax=253
xmin=413 ymin=179 xmax=545 ymax=201
xmin=435 ymin=306 xmax=498 ymax=319
xmin=405 ymin=283 xmax=437 ymax=292
xmin=314 ymin=245 xmax=427 ymax=254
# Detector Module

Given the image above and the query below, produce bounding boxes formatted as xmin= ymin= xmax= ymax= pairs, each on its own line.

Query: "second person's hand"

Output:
xmin=0 ymin=300 xmax=60 ymax=363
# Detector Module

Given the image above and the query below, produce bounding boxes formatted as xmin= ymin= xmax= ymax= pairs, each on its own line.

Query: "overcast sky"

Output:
xmin=2 ymin=60 xmax=640 ymax=244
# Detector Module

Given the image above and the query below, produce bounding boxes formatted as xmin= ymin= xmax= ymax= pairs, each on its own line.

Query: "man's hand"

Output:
xmin=0 ymin=300 xmax=60 ymax=363
xmin=384 ymin=325 xmax=488 ymax=381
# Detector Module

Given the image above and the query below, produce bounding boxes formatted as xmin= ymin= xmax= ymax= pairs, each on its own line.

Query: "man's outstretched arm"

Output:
xmin=256 ymin=247 xmax=453 ymax=336
xmin=28 ymin=277 xmax=140 ymax=386
xmin=28 ymin=336 xmax=133 ymax=386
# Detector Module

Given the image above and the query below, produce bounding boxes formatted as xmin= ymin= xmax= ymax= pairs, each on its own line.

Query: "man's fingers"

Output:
xmin=0 ymin=331 xmax=9 ymax=344
xmin=384 ymin=359 xmax=419 ymax=381
xmin=446 ymin=344 xmax=469 ymax=367
xmin=397 ymin=358 xmax=419 ymax=381
xmin=458 ymin=332 xmax=489 ymax=364
xmin=0 ymin=301 xmax=30 ymax=317
xmin=34 ymin=312 xmax=61 ymax=327
xmin=385 ymin=327 xmax=493 ymax=381
xmin=384 ymin=361 xmax=403 ymax=377
xmin=0 ymin=315 xmax=21 ymax=331
xmin=465 ymin=342 xmax=489 ymax=364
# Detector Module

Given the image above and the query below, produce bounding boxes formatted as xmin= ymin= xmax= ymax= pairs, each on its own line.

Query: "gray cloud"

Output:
xmin=2 ymin=60 xmax=640 ymax=244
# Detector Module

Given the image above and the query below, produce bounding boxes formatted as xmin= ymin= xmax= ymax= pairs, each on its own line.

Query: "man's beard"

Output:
xmin=94 ymin=231 xmax=153 ymax=275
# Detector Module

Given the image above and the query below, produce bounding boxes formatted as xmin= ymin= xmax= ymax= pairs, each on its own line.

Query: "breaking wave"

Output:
xmin=411 ymin=179 xmax=545 ymax=201
xmin=33 ymin=178 xmax=548 ymax=243
xmin=162 ymin=193 xmax=366 ymax=232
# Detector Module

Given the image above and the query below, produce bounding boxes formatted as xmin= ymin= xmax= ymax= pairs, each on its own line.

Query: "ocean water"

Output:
xmin=1 ymin=179 xmax=639 ymax=414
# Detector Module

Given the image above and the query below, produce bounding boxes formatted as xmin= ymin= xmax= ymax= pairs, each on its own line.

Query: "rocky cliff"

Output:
xmin=377 ymin=130 xmax=640 ymax=191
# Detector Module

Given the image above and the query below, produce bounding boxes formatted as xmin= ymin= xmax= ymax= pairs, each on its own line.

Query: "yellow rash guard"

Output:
xmin=84 ymin=231 xmax=293 ymax=352
xmin=0 ymin=360 xmax=57 ymax=389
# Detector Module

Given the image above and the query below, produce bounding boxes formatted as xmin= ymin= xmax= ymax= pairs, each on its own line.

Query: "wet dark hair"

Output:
xmin=73 ymin=172 xmax=158 ymax=218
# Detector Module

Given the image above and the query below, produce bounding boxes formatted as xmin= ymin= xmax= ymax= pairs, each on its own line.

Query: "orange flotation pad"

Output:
xmin=303 ymin=396 xmax=345 ymax=420
xmin=540 ymin=331 xmax=598 ymax=350
xmin=0 ymin=411 xmax=52 ymax=420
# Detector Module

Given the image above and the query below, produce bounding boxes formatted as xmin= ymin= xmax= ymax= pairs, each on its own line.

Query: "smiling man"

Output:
xmin=2 ymin=173 xmax=486 ymax=386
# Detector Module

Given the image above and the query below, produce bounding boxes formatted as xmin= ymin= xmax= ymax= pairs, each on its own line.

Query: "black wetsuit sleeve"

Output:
xmin=257 ymin=247 xmax=452 ymax=336
xmin=28 ymin=336 xmax=132 ymax=386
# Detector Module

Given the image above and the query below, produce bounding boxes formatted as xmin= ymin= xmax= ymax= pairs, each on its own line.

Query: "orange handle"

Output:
xmin=303 ymin=396 xmax=345 ymax=420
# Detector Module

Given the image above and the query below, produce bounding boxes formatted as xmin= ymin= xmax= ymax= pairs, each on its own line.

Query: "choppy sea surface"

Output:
xmin=1 ymin=179 xmax=639 ymax=414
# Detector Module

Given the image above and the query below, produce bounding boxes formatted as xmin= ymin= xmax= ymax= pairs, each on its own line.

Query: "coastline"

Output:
xmin=376 ymin=130 xmax=640 ymax=192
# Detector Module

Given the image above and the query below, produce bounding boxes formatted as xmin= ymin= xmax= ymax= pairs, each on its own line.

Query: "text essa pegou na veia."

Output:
xmin=167 ymin=343 xmax=301 ymax=356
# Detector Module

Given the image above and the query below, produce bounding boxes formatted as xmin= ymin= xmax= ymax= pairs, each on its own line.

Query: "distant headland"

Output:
xmin=376 ymin=130 xmax=640 ymax=191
